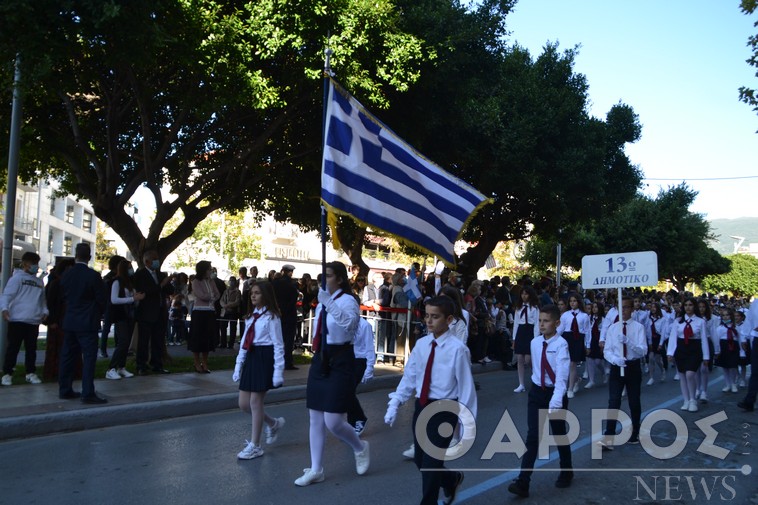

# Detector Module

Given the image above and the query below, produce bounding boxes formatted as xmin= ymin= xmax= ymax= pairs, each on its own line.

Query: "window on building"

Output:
xmin=65 ymin=205 xmax=75 ymax=224
xmin=63 ymin=235 xmax=73 ymax=255
xmin=83 ymin=211 xmax=93 ymax=232
xmin=48 ymin=230 xmax=54 ymax=253
xmin=49 ymin=197 xmax=56 ymax=215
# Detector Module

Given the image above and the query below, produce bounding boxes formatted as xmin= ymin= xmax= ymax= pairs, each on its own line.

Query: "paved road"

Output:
xmin=1 ymin=370 xmax=755 ymax=505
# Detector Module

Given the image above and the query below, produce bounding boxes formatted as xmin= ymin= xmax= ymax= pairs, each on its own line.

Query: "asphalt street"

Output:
xmin=1 ymin=370 xmax=755 ymax=505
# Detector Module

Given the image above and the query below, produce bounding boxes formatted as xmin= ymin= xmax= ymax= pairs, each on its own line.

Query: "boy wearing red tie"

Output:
xmin=599 ymin=297 xmax=647 ymax=449
xmin=385 ymin=296 xmax=477 ymax=505
xmin=508 ymin=304 xmax=573 ymax=498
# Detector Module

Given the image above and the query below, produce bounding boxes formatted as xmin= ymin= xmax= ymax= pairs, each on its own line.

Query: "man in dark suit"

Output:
xmin=58 ymin=243 xmax=108 ymax=404
xmin=272 ymin=264 xmax=299 ymax=370
xmin=133 ymin=250 xmax=174 ymax=374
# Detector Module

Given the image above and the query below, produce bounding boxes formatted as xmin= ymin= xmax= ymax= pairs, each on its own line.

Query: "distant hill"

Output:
xmin=708 ymin=217 xmax=758 ymax=255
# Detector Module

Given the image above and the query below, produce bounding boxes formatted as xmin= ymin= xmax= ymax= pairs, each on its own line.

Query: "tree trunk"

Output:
xmin=456 ymin=233 xmax=502 ymax=277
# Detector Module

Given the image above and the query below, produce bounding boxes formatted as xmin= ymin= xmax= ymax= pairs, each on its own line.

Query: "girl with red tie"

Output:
xmin=233 ymin=281 xmax=285 ymax=460
xmin=557 ymin=293 xmax=590 ymax=397
xmin=584 ymin=301 xmax=605 ymax=389
xmin=714 ymin=306 xmax=740 ymax=393
xmin=666 ymin=298 xmax=709 ymax=412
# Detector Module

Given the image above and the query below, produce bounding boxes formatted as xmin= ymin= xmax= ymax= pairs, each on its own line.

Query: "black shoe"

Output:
xmin=555 ymin=471 xmax=574 ymax=488
xmin=442 ymin=471 xmax=464 ymax=504
xmin=136 ymin=368 xmax=149 ymax=376
xmin=507 ymin=479 xmax=529 ymax=498
xmin=285 ymin=365 xmax=299 ymax=370
xmin=81 ymin=395 xmax=108 ymax=405
xmin=59 ymin=391 xmax=81 ymax=400
xmin=737 ymin=401 xmax=755 ymax=412
xmin=628 ymin=434 xmax=640 ymax=444
xmin=502 ymin=363 xmax=516 ymax=371
xmin=152 ymin=368 xmax=171 ymax=374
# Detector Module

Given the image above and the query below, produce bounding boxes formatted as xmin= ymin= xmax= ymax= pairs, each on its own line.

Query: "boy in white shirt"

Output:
xmin=385 ymin=296 xmax=477 ymax=505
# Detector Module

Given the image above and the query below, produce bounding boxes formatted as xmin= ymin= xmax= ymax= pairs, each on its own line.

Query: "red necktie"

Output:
xmin=726 ymin=325 xmax=736 ymax=351
xmin=242 ymin=309 xmax=267 ymax=350
xmin=622 ymin=322 xmax=627 ymax=359
xmin=521 ymin=306 xmax=528 ymax=322
xmin=541 ymin=341 xmax=555 ymax=389
xmin=571 ymin=312 xmax=579 ymax=339
xmin=683 ymin=319 xmax=693 ymax=345
xmin=419 ymin=340 xmax=437 ymax=406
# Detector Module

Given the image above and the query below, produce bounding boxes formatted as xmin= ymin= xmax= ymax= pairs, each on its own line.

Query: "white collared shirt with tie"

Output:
xmin=666 ymin=315 xmax=710 ymax=360
xmin=604 ymin=318 xmax=647 ymax=367
xmin=529 ymin=334 xmax=570 ymax=407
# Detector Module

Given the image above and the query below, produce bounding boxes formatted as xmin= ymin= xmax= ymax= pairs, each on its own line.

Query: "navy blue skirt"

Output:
xmin=562 ymin=331 xmax=586 ymax=362
xmin=514 ymin=323 xmax=534 ymax=355
xmin=674 ymin=338 xmax=703 ymax=373
xmin=239 ymin=345 xmax=274 ymax=393
xmin=306 ymin=344 xmax=355 ymax=413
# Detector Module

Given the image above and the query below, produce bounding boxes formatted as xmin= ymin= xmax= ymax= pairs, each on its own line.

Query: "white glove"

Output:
xmin=361 ymin=367 xmax=374 ymax=384
xmin=272 ymin=374 xmax=283 ymax=388
xmin=232 ymin=364 xmax=241 ymax=382
xmin=549 ymin=396 xmax=563 ymax=411
xmin=317 ymin=288 xmax=331 ymax=306
xmin=384 ymin=406 xmax=398 ymax=427
xmin=615 ymin=358 xmax=627 ymax=367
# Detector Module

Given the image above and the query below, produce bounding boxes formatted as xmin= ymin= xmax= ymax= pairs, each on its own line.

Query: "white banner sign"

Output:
xmin=582 ymin=251 xmax=658 ymax=288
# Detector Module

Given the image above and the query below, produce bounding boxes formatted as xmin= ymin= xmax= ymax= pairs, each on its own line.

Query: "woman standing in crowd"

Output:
xmin=667 ymin=298 xmax=709 ymax=412
xmin=295 ymin=262 xmax=369 ymax=486
xmin=189 ymin=261 xmax=220 ymax=373
xmin=735 ymin=310 xmax=750 ymax=388
xmin=584 ymin=301 xmax=605 ymax=389
xmin=558 ymin=292 xmax=590 ymax=397
xmin=220 ymin=277 xmax=241 ymax=349
xmin=105 ymin=260 xmax=144 ymax=380
xmin=646 ymin=302 xmax=669 ymax=385
xmin=696 ymin=299 xmax=718 ymax=402
xmin=391 ymin=272 xmax=409 ymax=364
xmin=233 ymin=281 xmax=285 ymax=460
xmin=714 ymin=306 xmax=741 ymax=393
xmin=512 ymin=286 xmax=540 ymax=393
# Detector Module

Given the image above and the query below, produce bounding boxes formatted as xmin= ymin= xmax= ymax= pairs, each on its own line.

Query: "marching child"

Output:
xmin=557 ymin=293 xmax=590 ymax=397
xmin=233 ymin=281 xmax=285 ymax=460
xmin=385 ymin=296 xmax=477 ymax=505
xmin=508 ymin=304 xmax=573 ymax=498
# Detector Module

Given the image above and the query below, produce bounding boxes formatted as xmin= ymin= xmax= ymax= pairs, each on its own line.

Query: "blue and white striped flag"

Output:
xmin=403 ymin=265 xmax=422 ymax=303
xmin=321 ymin=79 xmax=491 ymax=265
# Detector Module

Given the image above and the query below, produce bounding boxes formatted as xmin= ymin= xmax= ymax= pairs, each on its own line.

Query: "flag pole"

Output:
xmin=319 ymin=45 xmax=334 ymax=374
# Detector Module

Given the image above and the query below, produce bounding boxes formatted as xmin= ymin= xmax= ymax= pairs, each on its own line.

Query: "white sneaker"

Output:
xmin=237 ymin=441 xmax=264 ymax=460
xmin=582 ymin=370 xmax=589 ymax=380
xmin=731 ymin=384 xmax=739 ymax=393
xmin=673 ymin=373 xmax=680 ymax=381
xmin=573 ymin=379 xmax=581 ymax=392
xmin=105 ymin=369 xmax=122 ymax=380
xmin=445 ymin=443 xmax=464 ymax=458
xmin=680 ymin=400 xmax=690 ymax=411
xmin=722 ymin=385 xmax=731 ymax=392
xmin=567 ymin=390 xmax=575 ymax=399
xmin=739 ymin=378 xmax=746 ymax=388
xmin=513 ymin=385 xmax=525 ymax=393
xmin=118 ymin=368 xmax=134 ymax=378
xmin=646 ymin=378 xmax=655 ymax=386
xmin=688 ymin=399 xmax=698 ymax=412
xmin=354 ymin=419 xmax=366 ymax=436
xmin=25 ymin=373 xmax=42 ymax=384
xmin=1 ymin=374 xmax=11 ymax=386
xmin=294 ymin=467 xmax=324 ymax=486
xmin=354 ymin=440 xmax=370 ymax=475
xmin=584 ymin=381 xmax=595 ymax=389
xmin=402 ymin=444 xmax=415 ymax=460
xmin=483 ymin=357 xmax=492 ymax=363
xmin=699 ymin=391 xmax=708 ymax=403
xmin=266 ymin=417 xmax=285 ymax=444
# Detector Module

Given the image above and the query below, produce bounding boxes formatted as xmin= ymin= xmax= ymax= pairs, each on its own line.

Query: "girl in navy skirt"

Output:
xmin=557 ymin=292 xmax=590 ymax=397
xmin=715 ymin=306 xmax=740 ymax=393
xmin=696 ymin=299 xmax=718 ymax=402
xmin=584 ymin=301 xmax=605 ymax=388
xmin=666 ymin=298 xmax=709 ymax=412
xmin=233 ymin=281 xmax=285 ymax=460
xmin=512 ymin=286 xmax=540 ymax=393
xmin=646 ymin=302 xmax=669 ymax=385
xmin=295 ymin=262 xmax=369 ymax=486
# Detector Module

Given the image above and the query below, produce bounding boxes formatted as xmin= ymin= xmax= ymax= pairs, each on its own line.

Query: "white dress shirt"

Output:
xmin=632 ymin=309 xmax=651 ymax=328
xmin=714 ymin=321 xmax=740 ymax=355
xmin=236 ymin=308 xmax=285 ymax=383
xmin=600 ymin=306 xmax=619 ymax=343
xmin=389 ymin=332 xmax=477 ymax=418
xmin=557 ymin=310 xmax=591 ymax=347
xmin=529 ymin=333 xmax=570 ymax=405
xmin=354 ymin=317 xmax=377 ymax=365
xmin=312 ymin=289 xmax=360 ymax=345
xmin=666 ymin=315 xmax=710 ymax=360
xmin=647 ymin=316 xmax=670 ymax=347
xmin=449 ymin=309 xmax=470 ymax=344
xmin=603 ymin=319 xmax=647 ymax=366
xmin=513 ymin=304 xmax=540 ymax=339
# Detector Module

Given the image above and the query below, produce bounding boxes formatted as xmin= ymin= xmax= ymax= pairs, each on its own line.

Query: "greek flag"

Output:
xmin=403 ymin=266 xmax=422 ymax=303
xmin=321 ymin=79 xmax=491 ymax=265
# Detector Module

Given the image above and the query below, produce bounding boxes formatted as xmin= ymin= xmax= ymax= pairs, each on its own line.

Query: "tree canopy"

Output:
xmin=523 ymin=184 xmax=731 ymax=290
xmin=0 ymin=0 xmax=430 ymax=263
xmin=739 ymin=0 xmax=758 ymax=124
xmin=701 ymin=253 xmax=758 ymax=297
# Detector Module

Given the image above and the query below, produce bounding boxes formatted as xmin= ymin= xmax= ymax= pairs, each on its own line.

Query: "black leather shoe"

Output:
xmin=59 ymin=391 xmax=81 ymax=400
xmin=442 ymin=471 xmax=464 ymax=504
xmin=152 ymin=368 xmax=171 ymax=374
xmin=81 ymin=395 xmax=108 ymax=405
xmin=136 ymin=368 xmax=149 ymax=376
xmin=737 ymin=401 xmax=755 ymax=412
xmin=555 ymin=471 xmax=574 ymax=488
xmin=507 ymin=479 xmax=529 ymax=498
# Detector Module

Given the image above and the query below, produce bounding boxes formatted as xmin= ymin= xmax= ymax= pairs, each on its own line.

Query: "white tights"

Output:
xmin=308 ymin=409 xmax=364 ymax=471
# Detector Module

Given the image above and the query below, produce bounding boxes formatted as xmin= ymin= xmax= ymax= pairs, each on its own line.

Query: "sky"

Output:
xmin=505 ymin=0 xmax=758 ymax=220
